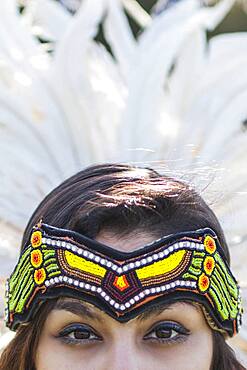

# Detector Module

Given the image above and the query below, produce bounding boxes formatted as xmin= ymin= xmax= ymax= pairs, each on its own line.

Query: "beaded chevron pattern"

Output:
xmin=5 ymin=223 xmax=242 ymax=336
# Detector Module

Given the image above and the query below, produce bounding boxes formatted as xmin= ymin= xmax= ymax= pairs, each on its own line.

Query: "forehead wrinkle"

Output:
xmin=137 ymin=301 xmax=200 ymax=322
xmin=54 ymin=298 xmax=103 ymax=322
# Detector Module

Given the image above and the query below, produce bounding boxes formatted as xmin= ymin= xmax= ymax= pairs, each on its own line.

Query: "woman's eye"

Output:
xmin=144 ymin=321 xmax=190 ymax=344
xmin=58 ymin=324 xmax=102 ymax=345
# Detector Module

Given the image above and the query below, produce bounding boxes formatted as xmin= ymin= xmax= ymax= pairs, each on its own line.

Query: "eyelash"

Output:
xmin=143 ymin=321 xmax=190 ymax=346
xmin=57 ymin=321 xmax=190 ymax=347
xmin=58 ymin=324 xmax=102 ymax=346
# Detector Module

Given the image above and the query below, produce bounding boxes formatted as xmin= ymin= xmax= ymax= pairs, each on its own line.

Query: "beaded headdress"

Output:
xmin=5 ymin=222 xmax=242 ymax=337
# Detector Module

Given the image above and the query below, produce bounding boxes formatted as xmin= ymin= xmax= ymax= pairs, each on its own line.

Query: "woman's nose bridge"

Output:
xmin=103 ymin=335 xmax=141 ymax=370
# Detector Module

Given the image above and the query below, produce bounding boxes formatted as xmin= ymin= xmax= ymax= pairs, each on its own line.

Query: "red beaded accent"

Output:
xmin=113 ymin=275 xmax=130 ymax=292
xmin=31 ymin=231 xmax=42 ymax=248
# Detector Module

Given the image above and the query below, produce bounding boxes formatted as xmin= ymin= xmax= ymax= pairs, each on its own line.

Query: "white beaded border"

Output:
xmin=42 ymin=237 xmax=205 ymax=275
xmin=44 ymin=276 xmax=197 ymax=311
xmin=236 ymin=291 xmax=243 ymax=329
xmin=4 ymin=280 xmax=9 ymax=322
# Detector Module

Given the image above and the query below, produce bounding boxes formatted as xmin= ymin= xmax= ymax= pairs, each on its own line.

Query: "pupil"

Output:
xmin=156 ymin=327 xmax=171 ymax=339
xmin=74 ymin=329 xmax=90 ymax=340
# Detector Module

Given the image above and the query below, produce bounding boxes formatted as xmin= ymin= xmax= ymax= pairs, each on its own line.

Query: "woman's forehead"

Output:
xmin=95 ymin=230 xmax=157 ymax=252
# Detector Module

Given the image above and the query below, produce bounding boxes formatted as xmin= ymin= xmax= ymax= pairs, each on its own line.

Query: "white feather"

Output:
xmin=22 ymin=0 xmax=72 ymax=42
xmin=104 ymin=0 xmax=136 ymax=79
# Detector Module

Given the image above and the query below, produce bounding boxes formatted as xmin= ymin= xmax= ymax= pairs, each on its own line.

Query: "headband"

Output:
xmin=5 ymin=222 xmax=242 ymax=337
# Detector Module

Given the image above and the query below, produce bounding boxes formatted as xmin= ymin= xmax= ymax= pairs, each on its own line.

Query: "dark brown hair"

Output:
xmin=0 ymin=163 xmax=245 ymax=369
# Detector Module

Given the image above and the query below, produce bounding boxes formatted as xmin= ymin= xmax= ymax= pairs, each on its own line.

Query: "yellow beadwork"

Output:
xmin=31 ymin=231 xmax=42 ymax=248
xmin=30 ymin=250 xmax=43 ymax=268
xmin=65 ymin=251 xmax=107 ymax=278
xmin=198 ymin=273 xmax=210 ymax=292
xmin=136 ymin=250 xmax=186 ymax=280
xmin=204 ymin=236 xmax=216 ymax=254
xmin=204 ymin=256 xmax=215 ymax=276
xmin=34 ymin=268 xmax=46 ymax=285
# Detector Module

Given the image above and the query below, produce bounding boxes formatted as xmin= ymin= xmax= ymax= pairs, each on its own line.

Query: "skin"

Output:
xmin=35 ymin=231 xmax=213 ymax=370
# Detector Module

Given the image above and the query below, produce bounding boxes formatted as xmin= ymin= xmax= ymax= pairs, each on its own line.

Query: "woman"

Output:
xmin=0 ymin=163 xmax=245 ymax=369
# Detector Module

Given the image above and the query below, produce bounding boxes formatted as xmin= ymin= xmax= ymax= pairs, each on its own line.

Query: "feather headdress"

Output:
xmin=0 ymin=0 xmax=246 ymax=356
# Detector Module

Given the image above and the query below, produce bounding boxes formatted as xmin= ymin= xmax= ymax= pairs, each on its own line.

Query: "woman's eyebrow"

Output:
xmin=53 ymin=299 xmax=199 ymax=322
xmin=137 ymin=301 xmax=198 ymax=321
xmin=137 ymin=302 xmax=173 ymax=321
xmin=54 ymin=300 xmax=103 ymax=322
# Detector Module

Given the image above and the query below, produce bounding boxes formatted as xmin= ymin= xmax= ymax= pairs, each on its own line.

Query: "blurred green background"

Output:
xmin=128 ymin=0 xmax=247 ymax=37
